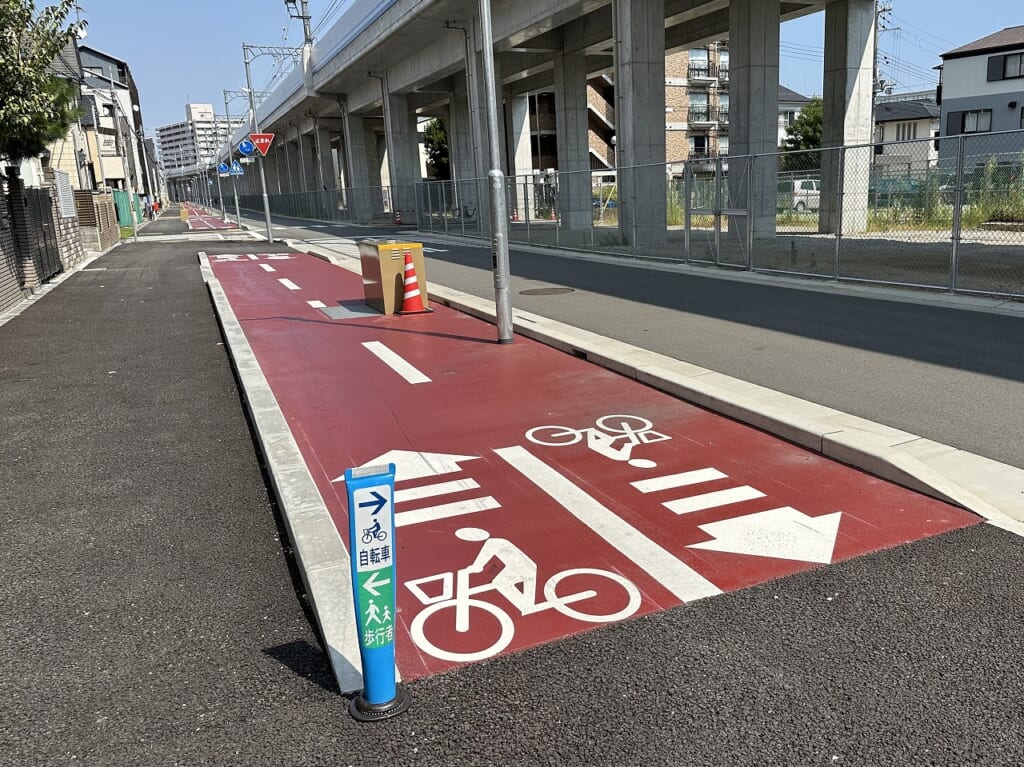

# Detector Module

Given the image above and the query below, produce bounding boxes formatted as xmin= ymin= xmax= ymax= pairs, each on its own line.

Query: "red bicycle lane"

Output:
xmin=181 ymin=202 xmax=238 ymax=230
xmin=206 ymin=250 xmax=981 ymax=681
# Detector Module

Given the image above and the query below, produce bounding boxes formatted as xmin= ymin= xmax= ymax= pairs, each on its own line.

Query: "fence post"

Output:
xmin=713 ymin=157 xmax=723 ymax=265
xmin=745 ymin=155 xmax=754 ymax=271
xmin=683 ymin=162 xmax=692 ymax=263
xmin=950 ymin=135 xmax=966 ymax=293
xmin=834 ymin=147 xmax=845 ymax=282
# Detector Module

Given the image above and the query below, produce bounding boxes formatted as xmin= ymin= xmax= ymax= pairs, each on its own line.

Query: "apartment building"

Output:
xmin=157 ymin=104 xmax=244 ymax=176
xmin=528 ymin=42 xmax=810 ymax=176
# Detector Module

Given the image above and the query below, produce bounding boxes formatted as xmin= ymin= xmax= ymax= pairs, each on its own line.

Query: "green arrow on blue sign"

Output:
xmin=343 ymin=463 xmax=410 ymax=721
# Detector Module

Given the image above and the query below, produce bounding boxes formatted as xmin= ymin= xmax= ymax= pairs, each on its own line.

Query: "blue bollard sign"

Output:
xmin=343 ymin=463 xmax=411 ymax=721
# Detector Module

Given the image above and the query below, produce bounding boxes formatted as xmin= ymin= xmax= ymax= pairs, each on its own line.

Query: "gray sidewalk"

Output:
xmin=2 ymin=236 xmax=1022 ymax=765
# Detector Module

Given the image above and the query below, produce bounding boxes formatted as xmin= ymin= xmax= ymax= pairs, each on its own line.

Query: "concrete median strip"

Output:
xmin=299 ymin=240 xmax=1024 ymax=537
xmin=198 ymin=252 xmax=374 ymax=693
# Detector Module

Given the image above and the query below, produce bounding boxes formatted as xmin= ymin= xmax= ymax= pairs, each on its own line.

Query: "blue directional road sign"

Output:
xmin=229 ymin=160 xmax=244 ymax=176
xmin=237 ymin=138 xmax=255 ymax=156
xmin=217 ymin=162 xmax=229 ymax=174
xmin=343 ymin=462 xmax=410 ymax=721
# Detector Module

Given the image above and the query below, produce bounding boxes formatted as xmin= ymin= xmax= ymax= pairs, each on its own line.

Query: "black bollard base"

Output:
xmin=349 ymin=684 xmax=412 ymax=722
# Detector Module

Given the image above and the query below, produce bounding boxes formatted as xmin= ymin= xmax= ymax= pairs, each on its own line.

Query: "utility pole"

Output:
xmin=873 ymin=1 xmax=897 ymax=96
xmin=109 ymin=84 xmax=138 ymax=242
xmin=477 ymin=1 xmax=514 ymax=344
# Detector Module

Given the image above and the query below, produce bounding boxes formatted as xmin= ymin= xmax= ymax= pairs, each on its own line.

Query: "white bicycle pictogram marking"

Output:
xmin=406 ymin=527 xmax=642 ymax=663
xmin=525 ymin=413 xmax=670 ymax=468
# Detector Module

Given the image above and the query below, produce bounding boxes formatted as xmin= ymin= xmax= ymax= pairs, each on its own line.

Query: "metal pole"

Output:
xmin=224 ymin=92 xmax=242 ymax=226
xmin=244 ymin=44 xmax=274 ymax=243
xmin=950 ymin=135 xmax=966 ymax=293
xmin=477 ymin=1 xmax=513 ymax=343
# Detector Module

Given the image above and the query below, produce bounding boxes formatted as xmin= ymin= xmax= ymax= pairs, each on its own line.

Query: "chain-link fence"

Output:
xmin=233 ymin=129 xmax=1024 ymax=299
xmin=412 ymin=128 xmax=1024 ymax=299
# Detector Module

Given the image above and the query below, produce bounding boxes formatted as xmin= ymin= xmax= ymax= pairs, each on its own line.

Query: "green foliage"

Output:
xmin=0 ymin=0 xmax=84 ymax=163
xmin=780 ymin=96 xmax=823 ymax=172
xmin=423 ymin=118 xmax=450 ymax=180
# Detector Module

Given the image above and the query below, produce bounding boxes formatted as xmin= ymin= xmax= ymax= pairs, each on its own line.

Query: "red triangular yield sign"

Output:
xmin=249 ymin=133 xmax=275 ymax=156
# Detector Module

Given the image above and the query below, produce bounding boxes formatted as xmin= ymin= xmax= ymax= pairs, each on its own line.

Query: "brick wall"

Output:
xmin=43 ymin=169 xmax=86 ymax=270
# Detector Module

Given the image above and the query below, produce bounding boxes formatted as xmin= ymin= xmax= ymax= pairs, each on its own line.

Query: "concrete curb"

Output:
xmin=198 ymin=252 xmax=368 ymax=694
xmin=299 ymin=239 xmax=1024 ymax=536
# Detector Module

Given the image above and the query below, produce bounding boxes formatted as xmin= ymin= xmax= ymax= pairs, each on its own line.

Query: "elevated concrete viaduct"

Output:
xmin=221 ymin=0 xmax=874 ymax=244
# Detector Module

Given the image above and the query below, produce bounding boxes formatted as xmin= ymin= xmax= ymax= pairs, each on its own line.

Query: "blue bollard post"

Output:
xmin=344 ymin=463 xmax=411 ymax=721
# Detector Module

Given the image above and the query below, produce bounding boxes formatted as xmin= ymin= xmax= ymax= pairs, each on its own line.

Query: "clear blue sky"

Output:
xmin=75 ymin=0 xmax=1016 ymax=134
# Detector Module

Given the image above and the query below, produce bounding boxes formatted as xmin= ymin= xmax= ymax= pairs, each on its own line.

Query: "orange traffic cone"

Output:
xmin=394 ymin=209 xmax=402 ymax=225
xmin=397 ymin=250 xmax=432 ymax=315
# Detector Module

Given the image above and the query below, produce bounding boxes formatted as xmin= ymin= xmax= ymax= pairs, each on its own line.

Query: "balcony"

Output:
xmin=688 ymin=106 xmax=718 ymax=125
xmin=687 ymin=62 xmax=717 ymax=82
xmin=718 ymin=66 xmax=729 ymax=82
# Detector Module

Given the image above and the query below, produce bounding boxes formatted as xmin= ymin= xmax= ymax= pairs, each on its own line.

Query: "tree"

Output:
xmin=780 ymin=96 xmax=823 ymax=172
xmin=423 ymin=118 xmax=450 ymax=180
xmin=0 ymin=0 xmax=84 ymax=165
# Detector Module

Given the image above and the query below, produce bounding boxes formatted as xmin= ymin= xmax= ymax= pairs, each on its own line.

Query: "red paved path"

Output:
xmin=207 ymin=251 xmax=980 ymax=680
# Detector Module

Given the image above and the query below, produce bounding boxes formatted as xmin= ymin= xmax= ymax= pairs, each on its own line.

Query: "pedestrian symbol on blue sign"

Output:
xmin=238 ymin=138 xmax=255 ymax=156
xmin=230 ymin=160 xmax=244 ymax=176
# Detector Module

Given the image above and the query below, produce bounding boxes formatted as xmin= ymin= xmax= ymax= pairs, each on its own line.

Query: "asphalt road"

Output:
xmin=2 ymin=230 xmax=1020 ymax=765
xmin=268 ymin=213 xmax=1024 ymax=470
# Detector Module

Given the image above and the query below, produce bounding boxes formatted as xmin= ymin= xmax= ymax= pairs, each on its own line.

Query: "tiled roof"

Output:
xmin=873 ymin=99 xmax=940 ymax=123
xmin=779 ymin=85 xmax=811 ymax=103
xmin=942 ymin=25 xmax=1024 ymax=59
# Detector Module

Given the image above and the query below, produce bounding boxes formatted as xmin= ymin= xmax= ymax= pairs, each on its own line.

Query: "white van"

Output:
xmin=776 ymin=178 xmax=820 ymax=212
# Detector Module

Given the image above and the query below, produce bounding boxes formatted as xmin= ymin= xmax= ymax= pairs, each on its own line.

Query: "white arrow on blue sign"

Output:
xmin=217 ymin=162 xmax=229 ymax=174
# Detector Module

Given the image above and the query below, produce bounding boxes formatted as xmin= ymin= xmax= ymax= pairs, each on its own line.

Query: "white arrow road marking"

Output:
xmin=495 ymin=445 xmax=722 ymax=602
xmin=361 ymin=341 xmax=431 ymax=384
xmin=664 ymin=485 xmax=765 ymax=515
xmin=396 ymin=496 xmax=501 ymax=527
xmin=631 ymin=468 xmax=727 ymax=493
xmin=278 ymin=278 xmax=301 ymax=291
xmin=395 ymin=478 xmax=481 ymax=503
xmin=362 ymin=570 xmax=392 ymax=597
xmin=332 ymin=450 xmax=481 ymax=483
xmin=687 ymin=507 xmax=842 ymax=563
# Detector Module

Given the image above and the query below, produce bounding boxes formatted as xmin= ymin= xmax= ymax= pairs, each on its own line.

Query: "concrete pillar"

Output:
xmin=264 ymin=148 xmax=282 ymax=195
xmin=507 ymin=94 xmax=533 ymax=221
xmin=729 ymin=0 xmax=781 ymax=237
xmin=385 ymin=92 xmax=420 ymax=217
xmin=342 ymin=108 xmax=374 ymax=223
xmin=819 ymin=0 xmax=875 ymax=234
xmin=554 ymin=50 xmax=592 ymax=234
xmin=315 ymin=127 xmax=334 ymax=190
xmin=292 ymin=125 xmax=309 ymax=192
xmin=614 ymin=0 xmax=667 ymax=248
xmin=449 ymin=92 xmax=480 ymax=220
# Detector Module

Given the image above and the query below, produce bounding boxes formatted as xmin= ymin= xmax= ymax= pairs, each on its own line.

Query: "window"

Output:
xmin=1005 ymin=53 xmax=1024 ymax=79
xmin=963 ymin=109 xmax=992 ymax=133
xmin=896 ymin=122 xmax=918 ymax=141
xmin=1020 ymin=106 xmax=1024 ymax=129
